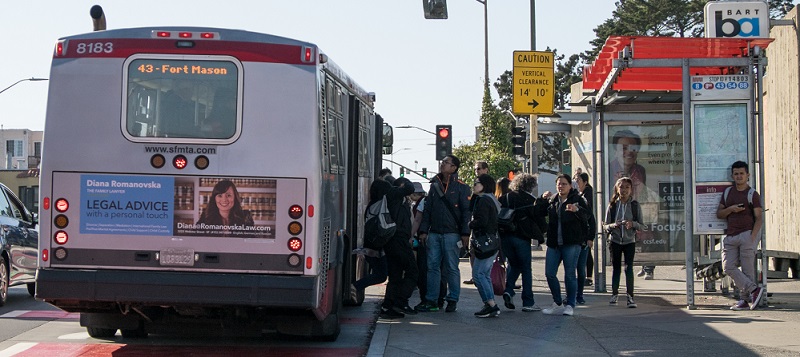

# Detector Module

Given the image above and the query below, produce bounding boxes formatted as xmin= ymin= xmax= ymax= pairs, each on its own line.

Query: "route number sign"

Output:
xmin=512 ymin=51 xmax=554 ymax=115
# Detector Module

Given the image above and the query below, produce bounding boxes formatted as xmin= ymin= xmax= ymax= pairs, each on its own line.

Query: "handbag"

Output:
xmin=491 ymin=254 xmax=507 ymax=296
xmin=470 ymin=230 xmax=500 ymax=258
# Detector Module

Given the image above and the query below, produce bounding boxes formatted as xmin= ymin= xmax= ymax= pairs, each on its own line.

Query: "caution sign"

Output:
xmin=512 ymin=51 xmax=554 ymax=115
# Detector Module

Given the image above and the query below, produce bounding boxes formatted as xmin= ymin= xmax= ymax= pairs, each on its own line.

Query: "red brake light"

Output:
xmin=157 ymin=31 xmax=171 ymax=38
xmin=179 ymin=32 xmax=192 ymax=38
xmin=43 ymin=197 xmax=51 ymax=210
xmin=307 ymin=205 xmax=314 ymax=217
xmin=288 ymin=238 xmax=302 ymax=252
xmin=288 ymin=205 xmax=303 ymax=219
xmin=173 ymin=155 xmax=188 ymax=169
xmin=55 ymin=198 xmax=69 ymax=213
xmin=200 ymin=32 xmax=215 ymax=39
xmin=55 ymin=40 xmax=66 ymax=57
xmin=305 ymin=48 xmax=313 ymax=62
xmin=42 ymin=249 xmax=49 ymax=262
xmin=54 ymin=231 xmax=69 ymax=245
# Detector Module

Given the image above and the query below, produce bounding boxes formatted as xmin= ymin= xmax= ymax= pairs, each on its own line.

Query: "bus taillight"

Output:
xmin=288 ymin=222 xmax=303 ymax=235
xmin=54 ymin=40 xmax=67 ymax=57
xmin=301 ymin=46 xmax=314 ymax=63
xmin=54 ymin=231 xmax=69 ymax=245
xmin=288 ymin=238 xmax=302 ymax=252
xmin=173 ymin=155 xmax=188 ymax=169
xmin=43 ymin=197 xmax=50 ymax=210
xmin=307 ymin=205 xmax=314 ymax=217
xmin=42 ymin=249 xmax=49 ymax=262
xmin=151 ymin=154 xmax=166 ymax=168
xmin=306 ymin=257 xmax=313 ymax=269
xmin=54 ymin=215 xmax=69 ymax=229
xmin=195 ymin=155 xmax=209 ymax=170
xmin=55 ymin=198 xmax=69 ymax=212
xmin=179 ymin=32 xmax=193 ymax=38
xmin=156 ymin=31 xmax=171 ymax=38
xmin=200 ymin=32 xmax=215 ymax=39
xmin=288 ymin=205 xmax=303 ymax=219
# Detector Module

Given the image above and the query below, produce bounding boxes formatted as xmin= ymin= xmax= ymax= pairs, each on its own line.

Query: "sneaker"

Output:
xmin=626 ymin=294 xmax=637 ymax=308
xmin=502 ymin=293 xmax=516 ymax=309
xmin=474 ymin=303 xmax=500 ymax=318
xmin=609 ymin=294 xmax=618 ymax=305
xmin=730 ymin=300 xmax=750 ymax=311
xmin=584 ymin=278 xmax=593 ymax=286
xmin=414 ymin=301 xmax=439 ymax=312
xmin=563 ymin=305 xmax=574 ymax=316
xmin=749 ymin=287 xmax=764 ymax=310
xmin=521 ymin=305 xmax=541 ymax=312
xmin=463 ymin=279 xmax=474 ymax=285
xmin=644 ymin=273 xmax=654 ymax=280
xmin=445 ymin=300 xmax=458 ymax=312
xmin=637 ymin=268 xmax=646 ymax=277
xmin=380 ymin=307 xmax=405 ymax=319
xmin=542 ymin=302 xmax=564 ymax=315
xmin=577 ymin=296 xmax=586 ymax=305
xmin=437 ymin=298 xmax=445 ymax=309
xmin=393 ymin=305 xmax=418 ymax=315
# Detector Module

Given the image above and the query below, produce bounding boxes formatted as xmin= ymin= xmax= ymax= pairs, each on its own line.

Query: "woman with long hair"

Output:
xmin=197 ymin=179 xmax=253 ymax=228
xmin=469 ymin=174 xmax=502 ymax=318
xmin=603 ymin=177 xmax=644 ymax=308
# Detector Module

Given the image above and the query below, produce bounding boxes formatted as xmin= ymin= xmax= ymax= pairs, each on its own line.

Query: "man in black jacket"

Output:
xmin=416 ymin=155 xmax=471 ymax=313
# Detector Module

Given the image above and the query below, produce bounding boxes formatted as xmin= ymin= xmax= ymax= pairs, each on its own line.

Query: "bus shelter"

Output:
xmin=580 ymin=36 xmax=772 ymax=307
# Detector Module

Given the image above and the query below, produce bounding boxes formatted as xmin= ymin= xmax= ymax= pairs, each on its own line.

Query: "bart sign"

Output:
xmin=704 ymin=1 xmax=769 ymax=38
xmin=512 ymin=51 xmax=554 ymax=115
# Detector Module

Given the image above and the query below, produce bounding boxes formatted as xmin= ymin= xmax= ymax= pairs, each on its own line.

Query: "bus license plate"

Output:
xmin=159 ymin=249 xmax=195 ymax=267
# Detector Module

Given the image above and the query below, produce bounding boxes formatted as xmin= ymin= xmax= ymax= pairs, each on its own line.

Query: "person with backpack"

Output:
xmin=576 ymin=172 xmax=596 ymax=304
xmin=541 ymin=174 xmax=591 ymax=316
xmin=717 ymin=160 xmax=764 ymax=311
xmin=416 ymin=155 xmax=471 ymax=313
xmin=469 ymin=174 xmax=502 ymax=318
xmin=498 ymin=173 xmax=548 ymax=312
xmin=368 ymin=177 xmax=417 ymax=318
xmin=603 ymin=176 xmax=644 ymax=308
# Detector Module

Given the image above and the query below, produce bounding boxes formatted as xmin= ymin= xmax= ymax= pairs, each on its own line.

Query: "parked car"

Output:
xmin=0 ymin=182 xmax=38 ymax=306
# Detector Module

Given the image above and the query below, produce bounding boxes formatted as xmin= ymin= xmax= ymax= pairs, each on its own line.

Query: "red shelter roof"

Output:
xmin=582 ymin=36 xmax=773 ymax=92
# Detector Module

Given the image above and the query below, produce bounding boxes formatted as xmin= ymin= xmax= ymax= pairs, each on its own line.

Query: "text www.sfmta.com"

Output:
xmin=144 ymin=146 xmax=217 ymax=155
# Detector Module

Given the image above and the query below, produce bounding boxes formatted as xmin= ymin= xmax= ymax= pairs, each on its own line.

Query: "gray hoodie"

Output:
xmin=603 ymin=199 xmax=643 ymax=245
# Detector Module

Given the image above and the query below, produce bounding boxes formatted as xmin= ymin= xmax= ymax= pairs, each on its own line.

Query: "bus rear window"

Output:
xmin=124 ymin=57 xmax=241 ymax=141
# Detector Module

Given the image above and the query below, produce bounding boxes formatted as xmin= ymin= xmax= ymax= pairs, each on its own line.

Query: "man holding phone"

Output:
xmin=717 ymin=161 xmax=764 ymax=311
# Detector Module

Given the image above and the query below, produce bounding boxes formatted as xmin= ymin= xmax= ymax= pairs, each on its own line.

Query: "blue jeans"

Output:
xmin=544 ymin=244 xmax=581 ymax=307
xmin=472 ymin=251 xmax=498 ymax=303
xmin=426 ymin=232 xmax=461 ymax=302
xmin=501 ymin=234 xmax=535 ymax=307
xmin=577 ymin=245 xmax=590 ymax=299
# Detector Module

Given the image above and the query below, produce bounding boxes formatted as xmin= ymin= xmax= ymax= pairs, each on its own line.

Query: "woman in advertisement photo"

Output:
xmin=197 ymin=179 xmax=254 ymax=230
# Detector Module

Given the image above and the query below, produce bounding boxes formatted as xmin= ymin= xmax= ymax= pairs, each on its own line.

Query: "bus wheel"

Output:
xmin=26 ymin=283 xmax=35 ymax=297
xmin=86 ymin=327 xmax=117 ymax=338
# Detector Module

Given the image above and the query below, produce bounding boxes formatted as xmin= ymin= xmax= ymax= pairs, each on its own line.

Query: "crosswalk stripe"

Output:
xmin=0 ymin=342 xmax=37 ymax=357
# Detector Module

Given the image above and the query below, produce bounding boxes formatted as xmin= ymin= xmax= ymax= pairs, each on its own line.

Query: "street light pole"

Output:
xmin=396 ymin=125 xmax=436 ymax=136
xmin=476 ymin=0 xmax=489 ymax=90
xmin=0 ymin=77 xmax=48 ymax=95
xmin=529 ymin=0 xmax=539 ymax=177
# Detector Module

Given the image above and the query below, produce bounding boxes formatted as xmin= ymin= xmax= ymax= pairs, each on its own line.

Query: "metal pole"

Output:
xmin=483 ymin=0 xmax=489 ymax=89
xmin=0 ymin=77 xmax=48 ymax=95
xmin=528 ymin=0 xmax=539 ymax=178
xmin=754 ymin=46 xmax=768 ymax=305
xmin=682 ymin=58 xmax=696 ymax=309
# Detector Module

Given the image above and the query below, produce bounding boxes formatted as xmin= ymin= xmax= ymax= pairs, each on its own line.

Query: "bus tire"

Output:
xmin=27 ymin=282 xmax=35 ymax=297
xmin=86 ymin=327 xmax=117 ymax=338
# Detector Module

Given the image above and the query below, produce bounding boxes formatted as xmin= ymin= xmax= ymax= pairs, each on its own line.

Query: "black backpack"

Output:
xmin=363 ymin=196 xmax=396 ymax=249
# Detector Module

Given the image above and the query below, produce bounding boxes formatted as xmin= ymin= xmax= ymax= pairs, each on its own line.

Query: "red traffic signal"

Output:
xmin=435 ymin=125 xmax=452 ymax=160
xmin=438 ymin=127 xmax=450 ymax=138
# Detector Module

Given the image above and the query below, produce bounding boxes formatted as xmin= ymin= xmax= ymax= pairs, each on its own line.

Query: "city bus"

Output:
xmin=36 ymin=19 xmax=383 ymax=340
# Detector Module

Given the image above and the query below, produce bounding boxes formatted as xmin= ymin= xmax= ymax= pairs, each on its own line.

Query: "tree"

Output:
xmin=452 ymin=87 xmax=518 ymax=185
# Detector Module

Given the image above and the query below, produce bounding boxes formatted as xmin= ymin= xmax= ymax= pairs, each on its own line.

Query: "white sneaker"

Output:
xmin=563 ymin=305 xmax=574 ymax=316
xmin=542 ymin=302 xmax=564 ymax=315
xmin=521 ymin=305 xmax=542 ymax=312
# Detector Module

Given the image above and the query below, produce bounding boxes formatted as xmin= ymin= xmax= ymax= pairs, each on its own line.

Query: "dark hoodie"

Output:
xmin=368 ymin=177 xmax=415 ymax=242
xmin=546 ymin=188 xmax=590 ymax=248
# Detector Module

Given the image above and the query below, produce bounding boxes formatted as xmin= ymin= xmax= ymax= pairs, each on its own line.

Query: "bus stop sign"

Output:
xmin=512 ymin=51 xmax=554 ymax=115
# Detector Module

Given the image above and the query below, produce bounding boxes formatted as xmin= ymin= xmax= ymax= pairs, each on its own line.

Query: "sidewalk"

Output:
xmin=365 ymin=247 xmax=800 ymax=356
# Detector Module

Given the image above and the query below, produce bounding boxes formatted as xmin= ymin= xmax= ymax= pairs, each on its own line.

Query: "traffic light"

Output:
xmin=422 ymin=167 xmax=427 ymax=178
xmin=512 ymin=126 xmax=527 ymax=156
xmin=435 ymin=125 xmax=452 ymax=160
xmin=422 ymin=0 xmax=448 ymax=19
xmin=399 ymin=167 xmax=405 ymax=177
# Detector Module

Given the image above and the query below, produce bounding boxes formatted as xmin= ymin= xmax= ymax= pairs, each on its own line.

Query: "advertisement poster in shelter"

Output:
xmin=607 ymin=124 xmax=687 ymax=261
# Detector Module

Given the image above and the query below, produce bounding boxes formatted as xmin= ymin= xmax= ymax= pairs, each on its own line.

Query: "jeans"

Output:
xmin=426 ymin=232 xmax=462 ymax=302
xmin=544 ymin=244 xmax=581 ymax=307
xmin=501 ymin=234 xmax=535 ymax=307
xmin=472 ymin=251 xmax=498 ymax=303
xmin=577 ymin=245 xmax=590 ymax=299
xmin=354 ymin=254 xmax=387 ymax=290
xmin=610 ymin=242 xmax=636 ymax=297
xmin=722 ymin=230 xmax=758 ymax=299
xmin=416 ymin=240 xmax=447 ymax=302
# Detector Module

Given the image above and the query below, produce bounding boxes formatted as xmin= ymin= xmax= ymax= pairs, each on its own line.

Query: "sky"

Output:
xmin=0 ymin=1 xmax=616 ymax=181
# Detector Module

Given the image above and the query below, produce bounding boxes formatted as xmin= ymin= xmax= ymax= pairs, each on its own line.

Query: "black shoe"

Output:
xmin=502 ymin=293 xmax=515 ymax=309
xmin=514 ymin=284 xmax=522 ymax=289
xmin=393 ymin=305 xmax=418 ymax=315
xmin=380 ymin=307 xmax=405 ymax=319
xmin=584 ymin=278 xmax=593 ymax=286
xmin=445 ymin=300 xmax=458 ymax=312
xmin=463 ymin=279 xmax=474 ymax=285
xmin=414 ymin=301 xmax=439 ymax=312
xmin=437 ymin=298 xmax=445 ymax=308
xmin=475 ymin=303 xmax=500 ymax=318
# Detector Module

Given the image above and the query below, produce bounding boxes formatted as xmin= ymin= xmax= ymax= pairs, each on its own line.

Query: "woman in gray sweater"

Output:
xmin=603 ymin=177 xmax=644 ymax=308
